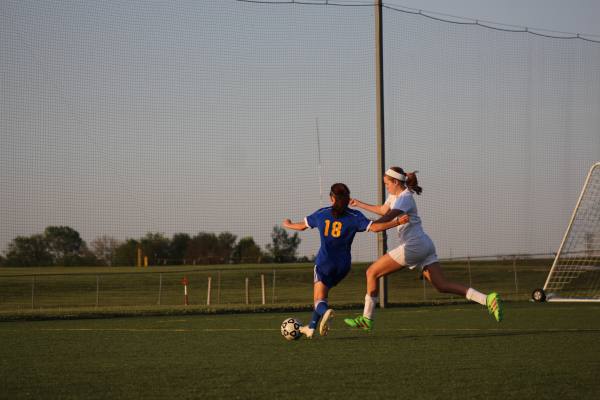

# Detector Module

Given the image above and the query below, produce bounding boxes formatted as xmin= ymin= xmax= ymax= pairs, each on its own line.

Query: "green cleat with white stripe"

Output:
xmin=486 ymin=292 xmax=503 ymax=322
xmin=344 ymin=315 xmax=373 ymax=331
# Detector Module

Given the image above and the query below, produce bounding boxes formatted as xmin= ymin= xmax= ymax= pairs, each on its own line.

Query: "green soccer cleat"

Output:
xmin=486 ymin=292 xmax=503 ymax=322
xmin=344 ymin=315 xmax=373 ymax=331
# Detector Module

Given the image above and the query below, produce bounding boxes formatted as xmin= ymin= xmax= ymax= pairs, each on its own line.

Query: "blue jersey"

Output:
xmin=305 ymin=207 xmax=372 ymax=278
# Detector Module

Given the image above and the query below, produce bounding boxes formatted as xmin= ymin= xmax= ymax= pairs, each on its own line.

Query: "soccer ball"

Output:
xmin=280 ymin=317 xmax=302 ymax=341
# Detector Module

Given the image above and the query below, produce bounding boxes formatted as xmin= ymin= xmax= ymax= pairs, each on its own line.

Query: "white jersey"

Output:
xmin=385 ymin=189 xmax=427 ymax=244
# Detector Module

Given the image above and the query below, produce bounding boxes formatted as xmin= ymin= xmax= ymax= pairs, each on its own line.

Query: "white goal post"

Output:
xmin=538 ymin=162 xmax=600 ymax=302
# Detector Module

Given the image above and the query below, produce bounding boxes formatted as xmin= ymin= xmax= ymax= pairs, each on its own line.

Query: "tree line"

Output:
xmin=0 ymin=226 xmax=306 ymax=267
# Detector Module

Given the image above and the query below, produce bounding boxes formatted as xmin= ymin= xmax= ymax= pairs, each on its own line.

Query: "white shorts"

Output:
xmin=388 ymin=235 xmax=438 ymax=271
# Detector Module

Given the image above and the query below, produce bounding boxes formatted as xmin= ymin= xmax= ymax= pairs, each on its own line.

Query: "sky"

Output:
xmin=1 ymin=0 xmax=599 ymax=261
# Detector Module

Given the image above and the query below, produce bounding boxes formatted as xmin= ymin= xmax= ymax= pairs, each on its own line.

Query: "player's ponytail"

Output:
xmin=330 ymin=183 xmax=350 ymax=218
xmin=406 ymin=171 xmax=422 ymax=195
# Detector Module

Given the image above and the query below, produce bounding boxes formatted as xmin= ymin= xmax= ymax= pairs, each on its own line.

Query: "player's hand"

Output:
xmin=349 ymin=198 xmax=359 ymax=207
xmin=282 ymin=218 xmax=292 ymax=227
xmin=397 ymin=214 xmax=409 ymax=225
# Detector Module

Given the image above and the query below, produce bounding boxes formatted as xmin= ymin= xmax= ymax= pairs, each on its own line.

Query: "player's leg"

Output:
xmin=423 ymin=263 xmax=503 ymax=322
xmin=301 ymin=274 xmax=330 ymax=338
xmin=316 ymin=266 xmax=351 ymax=336
xmin=422 ymin=263 xmax=468 ymax=296
xmin=311 ymin=281 xmax=334 ymax=336
xmin=365 ymin=252 xmax=405 ymax=298
xmin=345 ymin=253 xmax=405 ymax=331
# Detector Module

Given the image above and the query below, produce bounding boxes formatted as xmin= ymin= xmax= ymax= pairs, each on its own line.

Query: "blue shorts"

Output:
xmin=313 ymin=265 xmax=350 ymax=288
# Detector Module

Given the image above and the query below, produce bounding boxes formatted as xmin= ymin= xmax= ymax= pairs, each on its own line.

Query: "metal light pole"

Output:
xmin=375 ymin=0 xmax=388 ymax=307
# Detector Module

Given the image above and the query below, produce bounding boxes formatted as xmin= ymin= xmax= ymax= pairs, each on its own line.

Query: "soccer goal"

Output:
xmin=533 ymin=162 xmax=600 ymax=302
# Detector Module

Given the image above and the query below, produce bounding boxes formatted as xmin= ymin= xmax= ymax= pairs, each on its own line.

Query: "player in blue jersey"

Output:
xmin=344 ymin=167 xmax=503 ymax=332
xmin=283 ymin=183 xmax=408 ymax=339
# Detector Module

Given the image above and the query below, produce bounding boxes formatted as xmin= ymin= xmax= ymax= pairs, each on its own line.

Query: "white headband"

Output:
xmin=385 ymin=168 xmax=406 ymax=182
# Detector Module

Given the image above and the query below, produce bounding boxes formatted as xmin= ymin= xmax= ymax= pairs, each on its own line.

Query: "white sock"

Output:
xmin=466 ymin=288 xmax=487 ymax=306
xmin=363 ymin=294 xmax=378 ymax=320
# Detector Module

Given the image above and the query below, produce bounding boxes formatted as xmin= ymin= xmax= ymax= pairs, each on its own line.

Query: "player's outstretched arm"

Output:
xmin=369 ymin=213 xmax=408 ymax=232
xmin=350 ymin=198 xmax=389 ymax=216
xmin=282 ymin=218 xmax=308 ymax=231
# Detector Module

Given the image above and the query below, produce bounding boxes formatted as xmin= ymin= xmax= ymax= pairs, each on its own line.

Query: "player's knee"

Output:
xmin=365 ymin=267 xmax=378 ymax=282
xmin=432 ymin=281 xmax=451 ymax=293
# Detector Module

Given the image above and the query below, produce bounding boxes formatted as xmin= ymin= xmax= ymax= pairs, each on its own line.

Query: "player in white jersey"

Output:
xmin=344 ymin=166 xmax=503 ymax=331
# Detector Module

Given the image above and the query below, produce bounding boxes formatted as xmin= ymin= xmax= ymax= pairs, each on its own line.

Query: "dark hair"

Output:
xmin=330 ymin=183 xmax=350 ymax=218
xmin=389 ymin=166 xmax=423 ymax=195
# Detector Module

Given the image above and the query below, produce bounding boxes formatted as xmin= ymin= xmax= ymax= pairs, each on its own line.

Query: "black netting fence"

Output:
xmin=1 ymin=1 xmax=599 ymax=267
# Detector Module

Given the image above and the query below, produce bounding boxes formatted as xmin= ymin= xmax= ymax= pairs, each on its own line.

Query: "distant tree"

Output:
xmin=4 ymin=234 xmax=53 ymax=267
xmin=140 ymin=233 xmax=171 ymax=265
xmin=0 ymin=254 xmax=4 ymax=266
xmin=186 ymin=232 xmax=219 ymax=264
xmin=296 ymin=255 xmax=314 ymax=263
xmin=76 ymin=247 xmax=102 ymax=266
xmin=260 ymin=252 xmax=274 ymax=263
xmin=3 ymin=227 xmax=98 ymax=267
xmin=91 ymin=235 xmax=119 ymax=266
xmin=232 ymin=236 xmax=263 ymax=264
xmin=44 ymin=226 xmax=86 ymax=266
xmin=217 ymin=232 xmax=237 ymax=264
xmin=169 ymin=233 xmax=191 ymax=265
xmin=182 ymin=232 xmax=236 ymax=264
xmin=113 ymin=239 xmax=139 ymax=266
xmin=266 ymin=225 xmax=301 ymax=263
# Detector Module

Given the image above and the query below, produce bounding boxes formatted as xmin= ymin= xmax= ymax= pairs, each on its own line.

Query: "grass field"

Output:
xmin=2 ymin=302 xmax=599 ymax=399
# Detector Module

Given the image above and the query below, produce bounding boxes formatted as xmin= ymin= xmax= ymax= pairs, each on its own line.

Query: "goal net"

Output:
xmin=543 ymin=162 xmax=600 ymax=302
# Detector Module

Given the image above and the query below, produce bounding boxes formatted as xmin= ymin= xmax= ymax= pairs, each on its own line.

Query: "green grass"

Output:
xmin=1 ymin=302 xmax=599 ymax=399
xmin=2 ymin=259 xmax=591 ymax=399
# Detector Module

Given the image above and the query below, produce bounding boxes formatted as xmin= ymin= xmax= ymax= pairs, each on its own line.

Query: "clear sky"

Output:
xmin=1 ymin=1 xmax=599 ymax=261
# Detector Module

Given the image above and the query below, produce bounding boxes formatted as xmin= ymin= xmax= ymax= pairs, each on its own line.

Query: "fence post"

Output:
xmin=217 ymin=271 xmax=221 ymax=305
xmin=513 ymin=255 xmax=519 ymax=298
xmin=272 ymin=269 xmax=276 ymax=304
xmin=467 ymin=256 xmax=472 ymax=287
xmin=261 ymin=274 xmax=266 ymax=305
xmin=31 ymin=276 xmax=35 ymax=310
xmin=158 ymin=273 xmax=163 ymax=305
xmin=207 ymin=276 xmax=212 ymax=306
xmin=95 ymin=275 xmax=100 ymax=308
xmin=245 ymin=277 xmax=249 ymax=305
